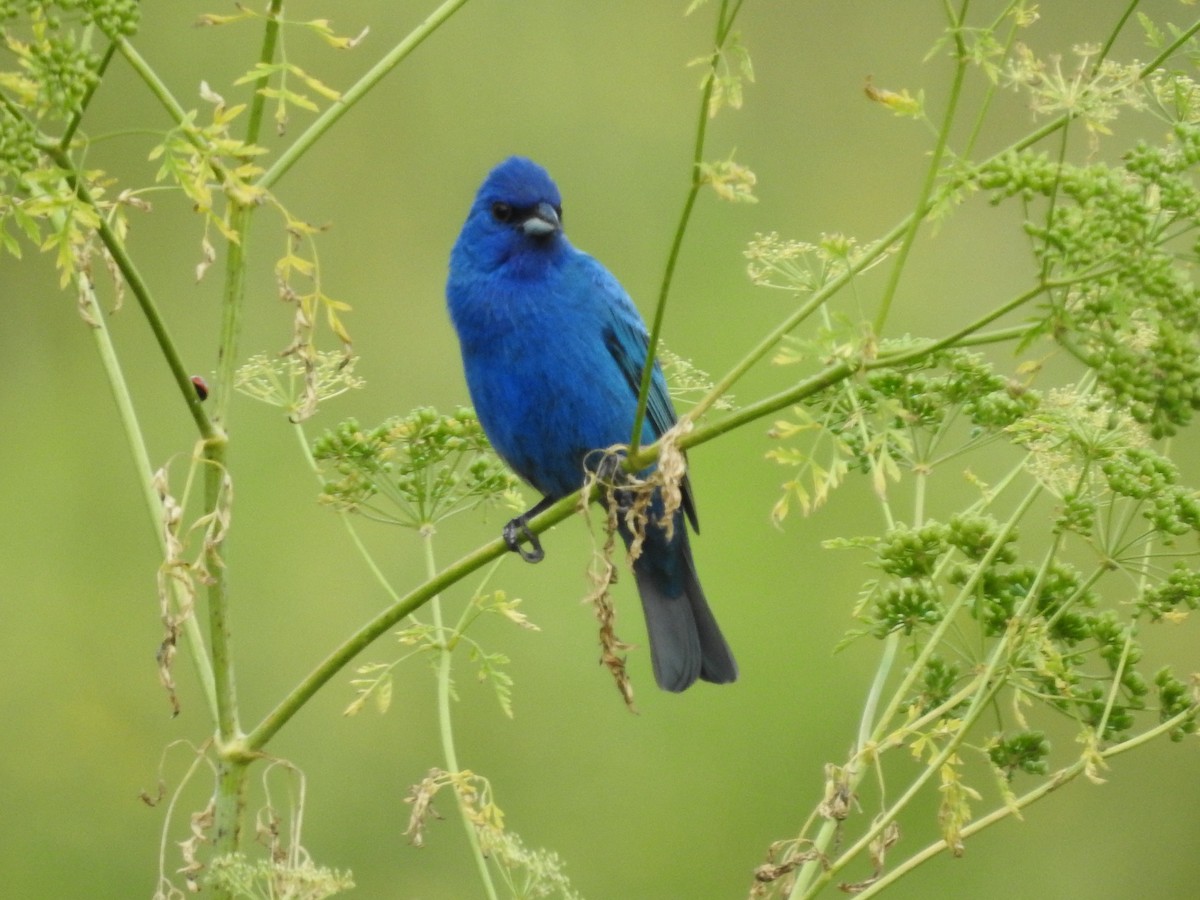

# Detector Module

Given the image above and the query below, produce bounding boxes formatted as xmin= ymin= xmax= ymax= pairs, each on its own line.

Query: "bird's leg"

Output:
xmin=503 ymin=495 xmax=556 ymax=563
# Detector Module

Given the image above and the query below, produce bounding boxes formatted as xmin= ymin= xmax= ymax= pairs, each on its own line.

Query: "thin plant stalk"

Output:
xmin=871 ymin=0 xmax=970 ymax=336
xmin=788 ymin=480 xmax=1043 ymax=898
xmin=629 ymin=0 xmax=743 ymax=455
xmin=855 ymin=706 xmax=1195 ymax=898
xmin=424 ymin=530 xmax=500 ymax=900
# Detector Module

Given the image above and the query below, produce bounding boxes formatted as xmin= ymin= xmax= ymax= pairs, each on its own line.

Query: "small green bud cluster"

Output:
xmin=312 ymin=408 xmax=517 ymax=529
xmin=1 ymin=0 xmax=138 ymax=36
xmin=912 ymin=655 xmax=965 ymax=716
xmin=988 ymin=731 xmax=1051 ymax=779
xmin=869 ymin=514 xmax=1020 ymax=640
xmin=1101 ymin=447 xmax=1200 ymax=538
xmin=867 ymin=499 xmax=1194 ymax=750
xmin=978 ymin=122 xmax=1200 ymax=437
xmin=1155 ymin=668 xmax=1198 ymax=742
xmin=0 ymin=106 xmax=37 ymax=191
xmin=806 ymin=349 xmax=1041 ymax=477
xmin=79 ymin=0 xmax=139 ymax=39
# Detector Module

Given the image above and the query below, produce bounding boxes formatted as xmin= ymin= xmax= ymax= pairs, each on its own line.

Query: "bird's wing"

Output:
xmin=593 ymin=264 xmax=701 ymax=532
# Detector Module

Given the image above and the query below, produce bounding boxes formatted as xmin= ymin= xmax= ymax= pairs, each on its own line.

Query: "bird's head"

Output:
xmin=452 ymin=156 xmax=566 ymax=274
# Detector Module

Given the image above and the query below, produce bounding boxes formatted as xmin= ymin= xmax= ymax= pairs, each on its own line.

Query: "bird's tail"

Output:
xmin=626 ymin=519 xmax=737 ymax=692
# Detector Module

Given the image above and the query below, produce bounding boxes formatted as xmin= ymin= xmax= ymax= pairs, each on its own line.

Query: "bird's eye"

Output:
xmin=491 ymin=201 xmax=514 ymax=223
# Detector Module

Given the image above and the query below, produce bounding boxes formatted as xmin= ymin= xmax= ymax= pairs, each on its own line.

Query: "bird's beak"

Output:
xmin=521 ymin=202 xmax=561 ymax=237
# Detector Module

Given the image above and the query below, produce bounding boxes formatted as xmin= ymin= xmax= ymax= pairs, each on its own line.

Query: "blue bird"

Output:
xmin=446 ymin=156 xmax=737 ymax=692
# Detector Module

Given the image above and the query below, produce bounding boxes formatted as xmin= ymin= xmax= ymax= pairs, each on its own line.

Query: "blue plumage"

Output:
xmin=446 ymin=157 xmax=737 ymax=691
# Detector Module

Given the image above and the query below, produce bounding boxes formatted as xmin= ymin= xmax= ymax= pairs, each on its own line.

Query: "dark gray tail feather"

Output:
xmin=632 ymin=537 xmax=738 ymax=692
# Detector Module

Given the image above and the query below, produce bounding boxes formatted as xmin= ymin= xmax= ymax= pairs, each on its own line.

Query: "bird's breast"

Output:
xmin=455 ymin=286 xmax=636 ymax=499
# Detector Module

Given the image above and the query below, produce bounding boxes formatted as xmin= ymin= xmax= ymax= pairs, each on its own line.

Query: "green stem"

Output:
xmin=789 ymin=481 xmax=1044 ymax=898
xmin=856 ymin=633 xmax=899 ymax=757
xmin=116 ymin=39 xmax=235 ymax=188
xmin=244 ymin=0 xmax=286 ymax=147
xmin=242 ymin=511 xmax=544 ymax=750
xmin=202 ymin=8 xmax=298 ymax=880
xmin=81 ymin=274 xmax=219 ymax=720
xmin=207 ymin=0 xmax=286 ymax=422
xmin=1095 ymin=624 xmax=1136 ymax=740
xmin=872 ymin=0 xmax=970 ymax=336
xmin=629 ymin=0 xmax=739 ymax=455
xmin=212 ymin=210 xmax=251 ymax=420
xmin=1095 ymin=0 xmax=1142 ymax=69
xmin=425 ymin=531 xmax=499 ymax=900
xmin=212 ymin=757 xmax=250 ymax=866
xmin=292 ymin=423 xmax=405 ymax=604
xmin=40 ymin=145 xmax=219 ymax=439
xmin=203 ymin=444 xmax=240 ymax=745
xmin=673 ymin=274 xmax=1054 ymax=460
xmin=256 ymin=0 xmax=473 ymax=191
xmin=61 ymin=38 xmax=116 ymax=149
xmin=116 ymin=38 xmax=192 ymax=125
xmin=855 ymin=705 xmax=1197 ymax=899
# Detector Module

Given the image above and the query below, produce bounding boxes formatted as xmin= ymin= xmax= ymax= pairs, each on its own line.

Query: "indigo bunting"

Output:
xmin=446 ymin=156 xmax=737 ymax=692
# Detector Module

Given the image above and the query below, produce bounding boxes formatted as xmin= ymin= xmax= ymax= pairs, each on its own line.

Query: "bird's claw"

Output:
xmin=503 ymin=517 xmax=545 ymax=564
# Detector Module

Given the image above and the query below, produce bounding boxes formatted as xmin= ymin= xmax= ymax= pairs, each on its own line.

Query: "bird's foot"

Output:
xmin=503 ymin=516 xmax=544 ymax=563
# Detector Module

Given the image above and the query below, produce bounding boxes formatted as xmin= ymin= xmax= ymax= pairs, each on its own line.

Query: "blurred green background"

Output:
xmin=2 ymin=1 xmax=1198 ymax=897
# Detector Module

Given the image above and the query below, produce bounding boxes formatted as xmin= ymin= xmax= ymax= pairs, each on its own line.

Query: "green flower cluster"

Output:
xmin=1155 ymin=668 xmax=1198 ymax=742
xmin=0 ymin=0 xmax=138 ymax=37
xmin=0 ymin=105 xmax=37 ymax=190
xmin=1139 ymin=563 xmax=1200 ymax=622
xmin=1101 ymin=447 xmax=1200 ymax=538
xmin=867 ymin=506 xmax=1194 ymax=746
xmin=803 ymin=349 xmax=1041 ymax=479
xmin=0 ymin=1 xmax=138 ymax=131
xmin=79 ymin=0 xmax=139 ymax=39
xmin=869 ymin=514 xmax=1020 ymax=639
xmin=912 ymin=655 xmax=965 ymax=716
xmin=312 ymin=407 xmax=517 ymax=530
xmin=988 ymin=731 xmax=1051 ymax=779
xmin=23 ymin=26 xmax=98 ymax=115
xmin=978 ymin=122 xmax=1200 ymax=437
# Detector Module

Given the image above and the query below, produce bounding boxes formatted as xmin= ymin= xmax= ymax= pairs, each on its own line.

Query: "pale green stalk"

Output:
xmin=256 ymin=0 xmax=473 ymax=191
xmin=424 ymin=531 xmax=499 ymax=900
xmin=855 ymin=705 xmax=1196 ymax=898
xmin=76 ymin=222 xmax=218 ymax=720
xmin=872 ymin=0 xmax=970 ymax=336
xmin=291 ymin=423 xmax=404 ymax=605
xmin=629 ymin=0 xmax=743 ymax=455
xmin=855 ymin=634 xmax=899 ymax=765
xmin=202 ymin=10 xmax=291 ymax=885
xmin=789 ymin=481 xmax=1043 ymax=898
